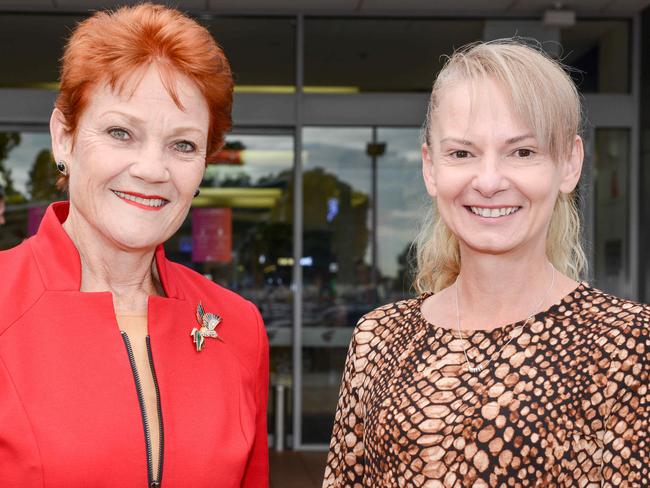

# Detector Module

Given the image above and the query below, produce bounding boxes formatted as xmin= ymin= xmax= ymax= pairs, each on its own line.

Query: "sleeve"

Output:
xmin=241 ymin=302 xmax=270 ymax=488
xmin=599 ymin=323 xmax=649 ymax=486
xmin=322 ymin=330 xmax=366 ymax=488
xmin=0 ymin=354 xmax=43 ymax=487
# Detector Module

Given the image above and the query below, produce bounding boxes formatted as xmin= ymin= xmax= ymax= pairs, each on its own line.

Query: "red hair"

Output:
xmin=55 ymin=3 xmax=233 ymax=175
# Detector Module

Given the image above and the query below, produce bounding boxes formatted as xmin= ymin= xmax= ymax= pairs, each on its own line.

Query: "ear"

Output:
xmin=559 ymin=135 xmax=584 ymax=194
xmin=421 ymin=143 xmax=437 ymax=198
xmin=50 ymin=108 xmax=73 ymax=164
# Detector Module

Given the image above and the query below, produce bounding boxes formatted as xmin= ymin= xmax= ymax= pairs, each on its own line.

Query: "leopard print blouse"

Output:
xmin=323 ymin=284 xmax=649 ymax=487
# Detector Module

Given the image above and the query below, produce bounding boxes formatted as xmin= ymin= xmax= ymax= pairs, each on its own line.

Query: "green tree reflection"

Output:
xmin=28 ymin=149 xmax=64 ymax=201
xmin=0 ymin=132 xmax=26 ymax=203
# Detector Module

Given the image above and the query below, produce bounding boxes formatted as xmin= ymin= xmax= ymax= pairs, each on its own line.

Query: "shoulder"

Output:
xmin=570 ymin=285 xmax=650 ymax=333
xmin=350 ymin=295 xmax=424 ymax=355
xmin=567 ymin=284 xmax=649 ymax=368
xmin=0 ymin=238 xmax=45 ymax=335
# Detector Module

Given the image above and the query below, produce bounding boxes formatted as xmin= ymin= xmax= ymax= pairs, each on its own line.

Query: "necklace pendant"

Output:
xmin=468 ymin=363 xmax=485 ymax=373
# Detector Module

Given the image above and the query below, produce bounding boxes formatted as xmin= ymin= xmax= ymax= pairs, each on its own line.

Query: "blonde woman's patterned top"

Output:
xmin=323 ymin=284 xmax=649 ymax=487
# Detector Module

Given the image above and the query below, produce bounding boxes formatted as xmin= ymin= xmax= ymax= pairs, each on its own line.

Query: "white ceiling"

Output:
xmin=0 ymin=0 xmax=649 ymax=15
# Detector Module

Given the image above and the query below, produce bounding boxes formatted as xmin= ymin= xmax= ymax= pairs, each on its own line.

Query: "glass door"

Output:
xmin=299 ymin=126 xmax=424 ymax=446
xmin=582 ymin=120 xmax=635 ymax=299
xmin=592 ymin=128 xmax=631 ymax=296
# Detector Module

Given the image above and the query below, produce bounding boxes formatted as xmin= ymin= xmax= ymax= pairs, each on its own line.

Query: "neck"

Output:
xmin=63 ymin=206 xmax=161 ymax=314
xmin=455 ymin=242 xmax=563 ymax=330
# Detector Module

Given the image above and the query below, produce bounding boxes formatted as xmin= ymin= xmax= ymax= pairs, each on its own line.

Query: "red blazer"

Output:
xmin=0 ymin=202 xmax=269 ymax=487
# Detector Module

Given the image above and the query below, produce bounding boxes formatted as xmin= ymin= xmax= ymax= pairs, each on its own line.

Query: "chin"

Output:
xmin=458 ymin=235 xmax=525 ymax=256
xmin=104 ymin=226 xmax=167 ymax=252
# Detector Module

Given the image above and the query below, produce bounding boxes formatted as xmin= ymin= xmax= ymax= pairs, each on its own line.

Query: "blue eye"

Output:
xmin=108 ymin=127 xmax=130 ymax=140
xmin=175 ymin=141 xmax=196 ymax=153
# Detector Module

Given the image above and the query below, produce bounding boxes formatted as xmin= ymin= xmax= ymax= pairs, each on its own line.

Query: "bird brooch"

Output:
xmin=190 ymin=302 xmax=223 ymax=352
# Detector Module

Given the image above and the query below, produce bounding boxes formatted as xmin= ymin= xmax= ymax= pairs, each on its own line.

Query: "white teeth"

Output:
xmin=470 ymin=206 xmax=519 ymax=218
xmin=113 ymin=190 xmax=167 ymax=208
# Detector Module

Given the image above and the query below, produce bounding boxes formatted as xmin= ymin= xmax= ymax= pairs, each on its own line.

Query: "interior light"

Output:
xmin=233 ymin=85 xmax=360 ymax=94
xmin=277 ymin=257 xmax=294 ymax=267
xmin=542 ymin=5 xmax=575 ymax=27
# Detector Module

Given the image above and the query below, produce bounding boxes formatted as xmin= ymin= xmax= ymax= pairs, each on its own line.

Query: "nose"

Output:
xmin=471 ymin=153 xmax=509 ymax=197
xmin=128 ymin=143 xmax=170 ymax=183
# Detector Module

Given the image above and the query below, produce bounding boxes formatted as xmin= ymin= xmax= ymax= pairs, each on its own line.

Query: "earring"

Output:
xmin=194 ymin=188 xmax=201 ymax=198
xmin=56 ymin=161 xmax=67 ymax=175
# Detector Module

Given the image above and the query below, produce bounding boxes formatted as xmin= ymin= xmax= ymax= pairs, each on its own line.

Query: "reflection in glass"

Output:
xmin=594 ymin=129 xmax=630 ymax=297
xmin=0 ymin=131 xmax=63 ymax=250
xmin=377 ymin=128 xmax=426 ymax=301
xmin=301 ymin=126 xmax=424 ymax=445
xmin=302 ymin=127 xmax=373 ymax=329
xmin=301 ymin=127 xmax=372 ymax=445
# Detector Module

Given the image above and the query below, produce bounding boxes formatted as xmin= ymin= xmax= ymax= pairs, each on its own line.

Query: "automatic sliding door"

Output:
xmin=299 ymin=126 xmax=423 ymax=446
xmin=300 ymin=127 xmax=373 ymax=444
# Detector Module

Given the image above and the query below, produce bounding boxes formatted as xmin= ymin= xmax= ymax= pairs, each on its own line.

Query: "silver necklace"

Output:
xmin=454 ymin=264 xmax=555 ymax=373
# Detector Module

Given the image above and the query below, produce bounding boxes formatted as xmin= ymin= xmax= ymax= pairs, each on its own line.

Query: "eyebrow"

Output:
xmin=506 ymin=134 xmax=536 ymax=145
xmin=439 ymin=134 xmax=537 ymax=146
xmin=100 ymin=110 xmax=145 ymax=126
xmin=439 ymin=137 xmax=474 ymax=146
xmin=100 ymin=110 xmax=206 ymax=136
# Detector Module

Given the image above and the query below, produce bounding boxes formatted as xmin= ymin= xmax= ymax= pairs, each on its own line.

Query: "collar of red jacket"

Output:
xmin=30 ymin=201 xmax=183 ymax=299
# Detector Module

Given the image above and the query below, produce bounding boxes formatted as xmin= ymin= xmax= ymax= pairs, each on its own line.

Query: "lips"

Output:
xmin=111 ymin=190 xmax=169 ymax=211
xmin=466 ymin=206 xmax=521 ymax=218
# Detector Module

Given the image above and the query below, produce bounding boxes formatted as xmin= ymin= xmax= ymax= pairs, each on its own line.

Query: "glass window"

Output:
xmin=0 ymin=14 xmax=295 ymax=90
xmin=376 ymin=127 xmax=427 ymax=301
xmin=305 ymin=18 xmax=484 ymax=92
xmin=300 ymin=126 xmax=424 ymax=445
xmin=304 ymin=17 xmax=630 ymax=94
xmin=301 ymin=126 xmax=372 ymax=445
xmin=302 ymin=127 xmax=373 ymax=329
xmin=594 ymin=128 xmax=630 ymax=296
xmin=0 ymin=15 xmax=84 ymax=87
xmin=0 ymin=131 xmax=62 ymax=250
xmin=203 ymin=17 xmax=295 ymax=91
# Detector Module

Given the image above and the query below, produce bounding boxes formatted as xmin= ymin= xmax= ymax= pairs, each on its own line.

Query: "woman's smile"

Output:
xmin=466 ymin=205 xmax=522 ymax=219
xmin=111 ymin=189 xmax=170 ymax=211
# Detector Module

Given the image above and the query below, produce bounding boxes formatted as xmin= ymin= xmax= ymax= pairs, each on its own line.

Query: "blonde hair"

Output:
xmin=414 ymin=39 xmax=588 ymax=294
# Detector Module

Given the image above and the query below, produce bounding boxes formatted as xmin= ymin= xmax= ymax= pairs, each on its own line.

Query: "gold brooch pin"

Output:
xmin=190 ymin=303 xmax=223 ymax=352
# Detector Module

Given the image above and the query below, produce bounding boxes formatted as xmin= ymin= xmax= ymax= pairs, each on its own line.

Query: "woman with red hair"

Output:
xmin=0 ymin=4 xmax=268 ymax=487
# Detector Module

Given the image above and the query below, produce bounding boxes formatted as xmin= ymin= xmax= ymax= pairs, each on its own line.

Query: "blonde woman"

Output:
xmin=323 ymin=40 xmax=648 ymax=487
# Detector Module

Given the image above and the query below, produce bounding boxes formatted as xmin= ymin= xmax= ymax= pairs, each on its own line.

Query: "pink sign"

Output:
xmin=192 ymin=208 xmax=232 ymax=263
xmin=27 ymin=205 xmax=48 ymax=236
